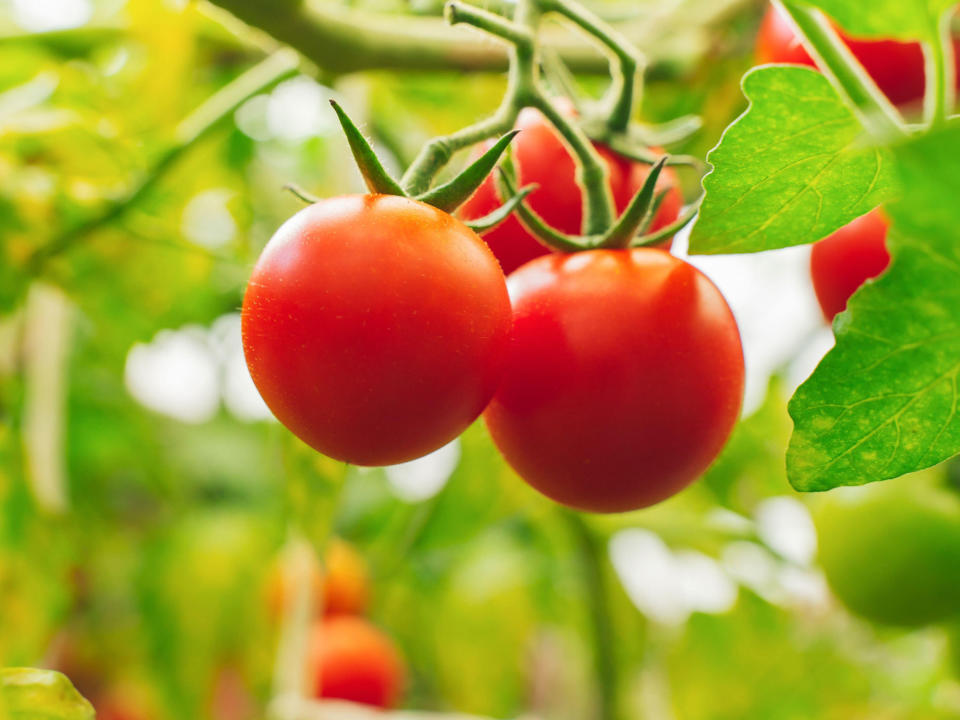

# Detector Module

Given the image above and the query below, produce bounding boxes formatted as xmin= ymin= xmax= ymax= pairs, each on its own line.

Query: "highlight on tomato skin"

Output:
xmin=459 ymin=106 xmax=683 ymax=275
xmin=241 ymin=194 xmax=513 ymax=467
xmin=755 ymin=4 xmax=960 ymax=107
xmin=810 ymin=209 xmax=890 ymax=322
xmin=310 ymin=616 xmax=406 ymax=710
xmin=484 ymin=248 xmax=745 ymax=514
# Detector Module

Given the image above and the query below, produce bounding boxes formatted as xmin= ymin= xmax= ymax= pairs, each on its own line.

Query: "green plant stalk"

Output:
xmin=542 ymin=0 xmax=642 ymax=133
xmin=399 ymin=3 xmax=528 ymax=195
xmin=778 ymin=1 xmax=907 ymax=140
xmin=403 ymin=0 xmax=619 ymax=235
xmin=597 ymin=156 xmax=665 ymax=249
xmin=205 ymin=0 xmax=622 ymax=76
xmin=26 ymin=49 xmax=300 ymax=273
xmin=564 ymin=511 xmax=621 ymax=720
xmin=531 ymin=91 xmax=614 ymax=234
xmin=631 ymin=200 xmax=698 ymax=247
xmin=924 ymin=10 xmax=957 ymax=128
xmin=496 ymin=164 xmax=592 ymax=251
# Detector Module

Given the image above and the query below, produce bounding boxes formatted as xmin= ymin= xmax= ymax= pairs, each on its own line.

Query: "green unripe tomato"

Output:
xmin=815 ymin=471 xmax=960 ymax=627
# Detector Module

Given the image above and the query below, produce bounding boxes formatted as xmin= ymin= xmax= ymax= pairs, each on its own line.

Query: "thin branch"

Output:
xmin=204 ymin=0 xmax=612 ymax=75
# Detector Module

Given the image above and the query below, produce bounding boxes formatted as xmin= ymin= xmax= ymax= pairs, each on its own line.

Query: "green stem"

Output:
xmin=924 ymin=11 xmax=957 ymax=128
xmin=532 ymin=90 xmax=614 ymax=233
xmin=402 ymin=0 xmax=617 ymax=238
xmin=564 ymin=511 xmax=620 ymax=720
xmin=597 ymin=156 xmax=666 ymax=249
xmin=206 ymin=0 xmax=616 ymax=75
xmin=543 ymin=0 xmax=643 ymax=133
xmin=495 ymin=165 xmax=591 ymax=252
xmin=398 ymin=2 xmax=533 ymax=195
xmin=444 ymin=1 xmax=531 ymax=45
xmin=400 ymin=102 xmax=519 ymax=197
xmin=631 ymin=199 xmax=699 ymax=247
xmin=778 ymin=1 xmax=907 ymax=140
xmin=27 ymin=49 xmax=299 ymax=272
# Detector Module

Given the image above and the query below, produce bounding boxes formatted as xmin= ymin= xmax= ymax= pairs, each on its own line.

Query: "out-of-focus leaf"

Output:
xmin=689 ymin=66 xmax=896 ymax=255
xmin=137 ymin=508 xmax=279 ymax=718
xmin=0 ymin=668 xmax=94 ymax=720
xmin=703 ymin=378 xmax=793 ymax=512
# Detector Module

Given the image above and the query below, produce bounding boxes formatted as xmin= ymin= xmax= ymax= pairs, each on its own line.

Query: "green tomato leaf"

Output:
xmin=0 ymin=669 xmax=95 ymax=720
xmin=689 ymin=66 xmax=896 ymax=255
xmin=798 ymin=0 xmax=952 ymax=41
xmin=787 ymin=124 xmax=960 ymax=492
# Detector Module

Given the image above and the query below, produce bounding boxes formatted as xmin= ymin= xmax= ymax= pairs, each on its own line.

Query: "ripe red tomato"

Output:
xmin=310 ymin=617 xmax=406 ymax=709
xmin=459 ymin=107 xmax=683 ymax=275
xmin=810 ymin=209 xmax=890 ymax=322
xmin=242 ymin=195 xmax=512 ymax=466
xmin=484 ymin=249 xmax=744 ymax=513
xmin=756 ymin=4 xmax=960 ymax=107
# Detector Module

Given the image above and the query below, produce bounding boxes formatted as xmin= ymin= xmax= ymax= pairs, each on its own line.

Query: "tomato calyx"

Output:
xmin=326 ymin=100 xmax=533 ymax=233
xmin=496 ymin=152 xmax=695 ymax=252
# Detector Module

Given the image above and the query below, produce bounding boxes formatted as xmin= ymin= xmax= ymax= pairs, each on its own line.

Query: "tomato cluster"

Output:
xmin=242 ymin=98 xmax=744 ymax=515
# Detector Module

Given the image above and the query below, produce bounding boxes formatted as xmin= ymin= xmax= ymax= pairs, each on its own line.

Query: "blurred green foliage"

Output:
xmin=2 ymin=1 xmax=960 ymax=719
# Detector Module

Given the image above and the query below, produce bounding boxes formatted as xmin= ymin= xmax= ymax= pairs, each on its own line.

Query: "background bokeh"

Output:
xmin=2 ymin=1 xmax=960 ymax=718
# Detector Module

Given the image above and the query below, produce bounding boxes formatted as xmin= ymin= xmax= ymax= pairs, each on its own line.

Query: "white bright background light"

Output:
xmin=673 ymin=224 xmax=832 ymax=415
xmin=11 ymin=0 xmax=92 ymax=32
xmin=754 ymin=496 xmax=818 ymax=566
xmin=610 ymin=529 xmax=739 ymax=626
xmin=181 ymin=189 xmax=237 ymax=250
xmin=385 ymin=439 xmax=462 ymax=503
xmin=124 ymin=313 xmax=272 ymax=424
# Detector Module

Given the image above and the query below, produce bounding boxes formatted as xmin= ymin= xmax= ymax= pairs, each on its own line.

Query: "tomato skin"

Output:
xmin=810 ymin=209 xmax=890 ymax=322
xmin=242 ymin=195 xmax=512 ymax=466
xmin=756 ymin=5 xmax=960 ymax=107
xmin=815 ymin=473 xmax=960 ymax=627
xmin=484 ymin=249 xmax=744 ymax=513
xmin=311 ymin=617 xmax=406 ymax=709
xmin=459 ymin=108 xmax=683 ymax=275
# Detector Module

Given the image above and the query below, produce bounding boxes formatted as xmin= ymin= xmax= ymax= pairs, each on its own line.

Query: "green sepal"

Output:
xmin=628 ymin=115 xmax=703 ymax=146
xmin=463 ymin=182 xmax=537 ymax=233
xmin=283 ymin=183 xmax=322 ymax=205
xmin=604 ymin=136 xmax=704 ymax=170
xmin=495 ymin=159 xmax=591 ymax=253
xmin=597 ymin=156 xmax=666 ymax=249
xmin=415 ymin=130 xmax=520 ymax=212
xmin=636 ymin=188 xmax=669 ymax=236
xmin=631 ymin=202 xmax=698 ymax=248
xmin=0 ymin=668 xmax=95 ymax=720
xmin=330 ymin=100 xmax=407 ymax=197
